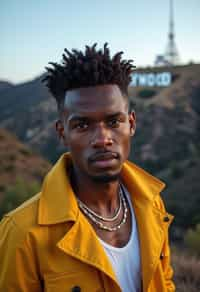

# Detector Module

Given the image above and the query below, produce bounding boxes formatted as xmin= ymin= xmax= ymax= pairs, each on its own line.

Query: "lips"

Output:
xmin=89 ymin=151 xmax=118 ymax=162
xmin=89 ymin=151 xmax=119 ymax=168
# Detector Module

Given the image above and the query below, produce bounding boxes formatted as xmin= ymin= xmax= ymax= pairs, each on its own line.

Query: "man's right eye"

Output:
xmin=74 ymin=121 xmax=89 ymax=130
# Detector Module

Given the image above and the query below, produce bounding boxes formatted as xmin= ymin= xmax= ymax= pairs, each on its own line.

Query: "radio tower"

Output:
xmin=165 ymin=0 xmax=180 ymax=65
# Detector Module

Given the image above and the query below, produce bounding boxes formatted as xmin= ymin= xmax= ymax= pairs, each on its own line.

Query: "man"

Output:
xmin=0 ymin=43 xmax=175 ymax=291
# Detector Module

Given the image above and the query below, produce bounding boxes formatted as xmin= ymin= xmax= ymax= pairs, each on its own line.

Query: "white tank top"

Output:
xmin=98 ymin=186 xmax=141 ymax=292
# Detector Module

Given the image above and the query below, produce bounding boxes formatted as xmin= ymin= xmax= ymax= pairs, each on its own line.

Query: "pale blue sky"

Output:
xmin=0 ymin=0 xmax=199 ymax=84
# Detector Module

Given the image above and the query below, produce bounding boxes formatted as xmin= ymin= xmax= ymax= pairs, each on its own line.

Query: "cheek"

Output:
xmin=119 ymin=130 xmax=132 ymax=153
xmin=119 ymin=126 xmax=132 ymax=142
xmin=64 ymin=133 xmax=88 ymax=153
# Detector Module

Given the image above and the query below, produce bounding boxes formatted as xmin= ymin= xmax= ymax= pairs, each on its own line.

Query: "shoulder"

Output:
xmin=0 ymin=193 xmax=41 ymax=239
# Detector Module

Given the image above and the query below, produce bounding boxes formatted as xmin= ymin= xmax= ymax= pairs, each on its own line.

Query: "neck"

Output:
xmin=69 ymin=166 xmax=120 ymax=216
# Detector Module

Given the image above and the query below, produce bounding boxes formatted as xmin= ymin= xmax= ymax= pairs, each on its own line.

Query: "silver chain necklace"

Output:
xmin=77 ymin=186 xmax=128 ymax=232
xmin=77 ymin=187 xmax=122 ymax=222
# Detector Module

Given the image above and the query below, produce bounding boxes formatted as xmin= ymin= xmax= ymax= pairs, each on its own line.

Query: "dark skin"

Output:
xmin=56 ymin=84 xmax=136 ymax=247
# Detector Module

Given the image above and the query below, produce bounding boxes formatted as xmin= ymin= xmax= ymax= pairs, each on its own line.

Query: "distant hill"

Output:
xmin=0 ymin=74 xmax=54 ymax=121
xmin=0 ymin=81 xmax=14 ymax=93
xmin=0 ymin=74 xmax=60 ymax=161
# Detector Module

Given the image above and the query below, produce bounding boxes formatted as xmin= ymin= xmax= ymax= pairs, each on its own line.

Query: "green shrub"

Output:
xmin=0 ymin=185 xmax=5 ymax=192
xmin=184 ymin=224 xmax=200 ymax=256
xmin=170 ymin=164 xmax=183 ymax=179
xmin=4 ymin=164 xmax=15 ymax=172
xmin=19 ymin=148 xmax=32 ymax=156
xmin=0 ymin=178 xmax=40 ymax=219
xmin=8 ymin=153 xmax=17 ymax=161
xmin=138 ymin=89 xmax=156 ymax=98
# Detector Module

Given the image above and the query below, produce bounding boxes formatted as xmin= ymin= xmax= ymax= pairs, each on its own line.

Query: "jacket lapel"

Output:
xmin=121 ymin=161 xmax=173 ymax=292
xmin=57 ymin=211 xmax=121 ymax=291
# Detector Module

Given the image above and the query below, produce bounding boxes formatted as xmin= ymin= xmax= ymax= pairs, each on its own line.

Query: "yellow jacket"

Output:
xmin=0 ymin=153 xmax=175 ymax=292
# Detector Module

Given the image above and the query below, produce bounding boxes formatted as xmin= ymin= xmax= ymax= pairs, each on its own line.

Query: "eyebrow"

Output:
xmin=106 ymin=112 xmax=126 ymax=118
xmin=68 ymin=112 xmax=126 ymax=123
xmin=68 ymin=115 xmax=90 ymax=123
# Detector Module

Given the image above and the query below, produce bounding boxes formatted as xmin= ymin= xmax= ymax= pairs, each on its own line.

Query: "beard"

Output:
xmin=90 ymin=172 xmax=121 ymax=183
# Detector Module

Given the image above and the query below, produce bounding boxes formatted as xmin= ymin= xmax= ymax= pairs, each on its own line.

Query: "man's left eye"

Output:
xmin=108 ymin=119 xmax=120 ymax=127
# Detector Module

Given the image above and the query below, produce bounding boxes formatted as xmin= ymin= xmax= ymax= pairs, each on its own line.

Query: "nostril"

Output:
xmin=106 ymin=138 xmax=113 ymax=145
xmin=91 ymin=137 xmax=113 ymax=147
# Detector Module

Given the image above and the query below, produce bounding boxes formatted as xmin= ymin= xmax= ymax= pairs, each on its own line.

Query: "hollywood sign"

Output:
xmin=130 ymin=72 xmax=172 ymax=87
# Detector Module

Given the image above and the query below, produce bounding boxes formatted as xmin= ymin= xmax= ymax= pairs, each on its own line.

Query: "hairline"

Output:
xmin=57 ymin=84 xmax=129 ymax=115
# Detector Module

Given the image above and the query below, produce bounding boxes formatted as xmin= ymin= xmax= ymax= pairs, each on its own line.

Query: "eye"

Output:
xmin=107 ymin=118 xmax=120 ymax=128
xmin=74 ymin=121 xmax=89 ymax=130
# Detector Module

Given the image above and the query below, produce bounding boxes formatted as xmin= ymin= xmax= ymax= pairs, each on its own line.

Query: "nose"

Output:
xmin=91 ymin=123 xmax=113 ymax=148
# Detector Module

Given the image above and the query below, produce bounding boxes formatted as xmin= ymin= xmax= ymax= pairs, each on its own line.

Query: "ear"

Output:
xmin=129 ymin=111 xmax=136 ymax=136
xmin=55 ymin=119 xmax=65 ymax=140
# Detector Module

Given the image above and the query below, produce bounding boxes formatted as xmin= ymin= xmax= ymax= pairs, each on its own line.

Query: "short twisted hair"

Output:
xmin=43 ymin=43 xmax=135 ymax=109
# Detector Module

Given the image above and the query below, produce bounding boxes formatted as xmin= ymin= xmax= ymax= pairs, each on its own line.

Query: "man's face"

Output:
xmin=57 ymin=84 xmax=136 ymax=183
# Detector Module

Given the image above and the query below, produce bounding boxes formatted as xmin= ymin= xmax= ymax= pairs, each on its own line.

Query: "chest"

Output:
xmin=90 ymin=206 xmax=132 ymax=248
xmin=100 ymin=229 xmax=141 ymax=292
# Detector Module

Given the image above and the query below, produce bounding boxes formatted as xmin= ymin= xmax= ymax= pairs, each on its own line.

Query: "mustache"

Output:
xmin=88 ymin=150 xmax=119 ymax=162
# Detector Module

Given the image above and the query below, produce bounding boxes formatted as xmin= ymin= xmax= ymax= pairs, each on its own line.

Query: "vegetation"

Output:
xmin=19 ymin=147 xmax=32 ymax=156
xmin=172 ymin=247 xmax=200 ymax=291
xmin=0 ymin=178 xmax=40 ymax=219
xmin=184 ymin=224 xmax=200 ymax=256
xmin=138 ymin=89 xmax=156 ymax=98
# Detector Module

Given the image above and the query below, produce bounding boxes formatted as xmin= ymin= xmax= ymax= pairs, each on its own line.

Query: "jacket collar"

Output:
xmin=38 ymin=153 xmax=165 ymax=225
xmin=121 ymin=159 xmax=165 ymax=202
xmin=38 ymin=153 xmax=78 ymax=225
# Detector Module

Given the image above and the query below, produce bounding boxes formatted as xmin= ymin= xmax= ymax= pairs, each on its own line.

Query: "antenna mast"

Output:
xmin=165 ymin=0 xmax=180 ymax=65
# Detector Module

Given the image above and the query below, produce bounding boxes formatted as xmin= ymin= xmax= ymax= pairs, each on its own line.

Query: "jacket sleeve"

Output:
xmin=0 ymin=215 xmax=42 ymax=292
xmin=157 ymin=196 xmax=175 ymax=292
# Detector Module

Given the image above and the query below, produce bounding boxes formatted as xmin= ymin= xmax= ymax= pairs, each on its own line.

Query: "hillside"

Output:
xmin=163 ymin=161 xmax=200 ymax=232
xmin=0 ymin=128 xmax=51 ymax=197
xmin=0 ymin=74 xmax=60 ymax=160
xmin=128 ymin=64 xmax=200 ymax=231
xmin=128 ymin=64 xmax=200 ymax=169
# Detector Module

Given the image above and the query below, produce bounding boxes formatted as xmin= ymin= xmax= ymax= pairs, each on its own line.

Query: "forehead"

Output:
xmin=63 ymin=84 xmax=127 ymax=116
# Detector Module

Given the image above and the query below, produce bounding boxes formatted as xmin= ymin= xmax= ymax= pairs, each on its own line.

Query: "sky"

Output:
xmin=0 ymin=0 xmax=199 ymax=84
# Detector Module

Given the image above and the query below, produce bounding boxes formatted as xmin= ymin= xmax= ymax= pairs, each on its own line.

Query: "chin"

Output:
xmin=90 ymin=173 xmax=120 ymax=183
